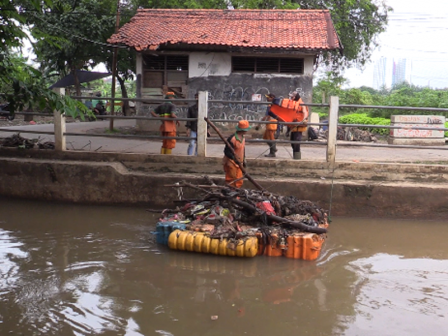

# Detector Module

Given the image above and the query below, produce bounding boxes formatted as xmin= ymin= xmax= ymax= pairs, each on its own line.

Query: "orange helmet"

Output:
xmin=236 ymin=120 xmax=251 ymax=132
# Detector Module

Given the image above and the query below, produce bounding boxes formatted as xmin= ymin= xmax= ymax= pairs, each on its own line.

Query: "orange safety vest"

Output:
xmin=230 ymin=134 xmax=245 ymax=163
xmin=266 ymin=117 xmax=278 ymax=131
xmin=288 ymin=99 xmax=308 ymax=132
xmin=280 ymin=98 xmax=303 ymax=113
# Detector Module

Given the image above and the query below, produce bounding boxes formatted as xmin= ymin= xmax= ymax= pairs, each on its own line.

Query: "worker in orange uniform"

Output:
xmin=223 ymin=120 xmax=252 ymax=188
xmin=151 ymin=92 xmax=179 ymax=154
xmin=261 ymin=93 xmax=278 ymax=158
xmin=288 ymin=91 xmax=309 ymax=160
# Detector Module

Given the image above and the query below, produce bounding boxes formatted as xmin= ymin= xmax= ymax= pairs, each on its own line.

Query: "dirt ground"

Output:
xmin=0 ymin=115 xmax=78 ymax=128
xmin=0 ymin=115 xmax=426 ymax=151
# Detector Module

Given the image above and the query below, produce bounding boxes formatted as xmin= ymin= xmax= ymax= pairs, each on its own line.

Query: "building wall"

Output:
xmin=136 ymin=51 xmax=315 ymax=132
xmin=392 ymin=58 xmax=407 ymax=87
xmin=189 ymin=52 xmax=232 ymax=77
xmin=188 ymin=52 xmax=314 ymax=79
xmin=373 ymin=57 xmax=387 ymax=90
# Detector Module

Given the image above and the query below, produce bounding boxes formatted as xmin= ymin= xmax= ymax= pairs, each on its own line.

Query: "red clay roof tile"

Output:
xmin=108 ymin=9 xmax=341 ymax=52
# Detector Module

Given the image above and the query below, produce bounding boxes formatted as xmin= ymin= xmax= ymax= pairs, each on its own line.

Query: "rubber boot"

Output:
xmin=265 ymin=145 xmax=276 ymax=157
xmin=161 ymin=147 xmax=165 ymax=154
xmin=293 ymin=152 xmax=301 ymax=160
xmin=272 ymin=143 xmax=278 ymax=153
xmin=165 ymin=148 xmax=172 ymax=155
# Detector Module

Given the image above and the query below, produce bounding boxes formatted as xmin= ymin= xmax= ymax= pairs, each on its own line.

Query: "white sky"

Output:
xmin=343 ymin=0 xmax=448 ymax=89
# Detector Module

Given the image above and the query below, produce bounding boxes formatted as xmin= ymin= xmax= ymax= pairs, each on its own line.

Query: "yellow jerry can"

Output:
xmin=168 ymin=230 xmax=258 ymax=258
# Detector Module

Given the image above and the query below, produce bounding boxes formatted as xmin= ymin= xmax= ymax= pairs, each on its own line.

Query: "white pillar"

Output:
xmin=197 ymin=91 xmax=208 ymax=157
xmin=326 ymin=96 xmax=339 ymax=165
xmin=53 ymin=88 xmax=66 ymax=151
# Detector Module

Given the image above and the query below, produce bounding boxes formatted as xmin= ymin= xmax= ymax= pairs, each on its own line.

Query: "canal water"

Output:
xmin=0 ymin=198 xmax=447 ymax=336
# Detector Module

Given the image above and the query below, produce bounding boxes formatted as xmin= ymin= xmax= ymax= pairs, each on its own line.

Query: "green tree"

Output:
xmin=144 ymin=0 xmax=227 ymax=8
xmin=0 ymin=0 xmax=90 ymax=117
xmin=28 ymin=0 xmax=117 ymax=96
xmin=315 ymin=80 xmax=448 ymax=122
xmin=28 ymin=0 xmax=141 ymax=114
xmin=312 ymin=72 xmax=346 ymax=116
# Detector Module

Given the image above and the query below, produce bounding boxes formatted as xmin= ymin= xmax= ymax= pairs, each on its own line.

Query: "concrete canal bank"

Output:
xmin=0 ymin=148 xmax=447 ymax=220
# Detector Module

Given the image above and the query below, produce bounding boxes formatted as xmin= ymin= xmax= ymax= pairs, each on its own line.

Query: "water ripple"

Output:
xmin=339 ymin=253 xmax=448 ymax=336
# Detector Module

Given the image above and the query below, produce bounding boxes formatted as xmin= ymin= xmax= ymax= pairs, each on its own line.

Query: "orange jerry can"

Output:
xmin=285 ymin=233 xmax=325 ymax=260
xmin=256 ymin=232 xmax=283 ymax=257
xmin=264 ymin=233 xmax=283 ymax=257
xmin=285 ymin=235 xmax=295 ymax=259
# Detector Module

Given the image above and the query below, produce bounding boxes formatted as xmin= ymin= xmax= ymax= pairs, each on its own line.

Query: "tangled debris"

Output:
xmin=317 ymin=127 xmax=377 ymax=142
xmin=1 ymin=133 xmax=37 ymax=149
xmin=1 ymin=133 xmax=55 ymax=149
xmin=151 ymin=179 xmax=329 ymax=247
xmin=37 ymin=141 xmax=55 ymax=150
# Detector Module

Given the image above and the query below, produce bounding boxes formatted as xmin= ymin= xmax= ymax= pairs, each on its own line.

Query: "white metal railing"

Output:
xmin=1 ymin=90 xmax=448 ymax=162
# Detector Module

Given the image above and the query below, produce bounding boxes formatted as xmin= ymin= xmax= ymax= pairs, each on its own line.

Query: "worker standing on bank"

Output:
xmin=223 ymin=120 xmax=251 ymax=188
xmin=288 ymin=91 xmax=309 ymax=160
xmin=261 ymin=93 xmax=278 ymax=158
xmin=186 ymin=93 xmax=199 ymax=156
xmin=151 ymin=92 xmax=179 ymax=154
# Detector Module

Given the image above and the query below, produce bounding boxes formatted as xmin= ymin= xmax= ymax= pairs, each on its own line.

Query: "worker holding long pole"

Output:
xmin=222 ymin=120 xmax=251 ymax=188
xmin=205 ymin=118 xmax=265 ymax=191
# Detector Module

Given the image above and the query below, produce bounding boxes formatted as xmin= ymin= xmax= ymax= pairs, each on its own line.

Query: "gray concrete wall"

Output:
xmin=2 ymin=149 xmax=448 ymax=183
xmin=1 ymin=149 xmax=448 ymax=220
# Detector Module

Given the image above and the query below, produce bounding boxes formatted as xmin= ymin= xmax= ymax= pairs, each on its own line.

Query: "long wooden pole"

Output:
xmin=109 ymin=0 xmax=120 ymax=131
xmin=204 ymin=117 xmax=265 ymax=191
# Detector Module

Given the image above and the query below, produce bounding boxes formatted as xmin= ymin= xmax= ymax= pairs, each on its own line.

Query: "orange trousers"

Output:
xmin=223 ymin=158 xmax=244 ymax=188
xmin=263 ymin=130 xmax=275 ymax=140
xmin=162 ymin=131 xmax=176 ymax=149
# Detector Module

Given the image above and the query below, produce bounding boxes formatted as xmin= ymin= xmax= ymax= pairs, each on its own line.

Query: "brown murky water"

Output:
xmin=1 ymin=198 xmax=447 ymax=336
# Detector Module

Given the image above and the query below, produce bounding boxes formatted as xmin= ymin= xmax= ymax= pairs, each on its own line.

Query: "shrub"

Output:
xmin=339 ymin=113 xmax=390 ymax=135
xmin=339 ymin=114 xmax=448 ymax=137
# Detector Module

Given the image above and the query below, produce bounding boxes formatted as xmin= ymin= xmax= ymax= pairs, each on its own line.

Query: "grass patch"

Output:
xmin=105 ymin=128 xmax=120 ymax=134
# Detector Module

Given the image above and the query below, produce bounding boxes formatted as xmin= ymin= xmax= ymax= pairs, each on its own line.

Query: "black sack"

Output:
xmin=308 ymin=127 xmax=318 ymax=140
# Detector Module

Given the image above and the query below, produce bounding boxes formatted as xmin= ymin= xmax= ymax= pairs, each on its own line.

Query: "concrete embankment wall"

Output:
xmin=1 ymin=149 xmax=448 ymax=220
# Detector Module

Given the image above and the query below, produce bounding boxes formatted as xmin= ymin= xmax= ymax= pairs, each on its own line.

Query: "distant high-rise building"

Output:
xmin=392 ymin=59 xmax=407 ymax=87
xmin=373 ymin=57 xmax=387 ymax=90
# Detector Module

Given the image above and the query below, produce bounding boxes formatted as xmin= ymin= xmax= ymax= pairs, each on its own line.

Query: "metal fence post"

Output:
xmin=326 ymin=96 xmax=339 ymax=165
xmin=197 ymin=91 xmax=208 ymax=157
xmin=53 ymin=88 xmax=66 ymax=151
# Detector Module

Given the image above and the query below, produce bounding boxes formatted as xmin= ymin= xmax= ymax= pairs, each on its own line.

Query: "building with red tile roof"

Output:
xmin=108 ymin=9 xmax=342 ymax=125
xmin=109 ymin=9 xmax=341 ymax=52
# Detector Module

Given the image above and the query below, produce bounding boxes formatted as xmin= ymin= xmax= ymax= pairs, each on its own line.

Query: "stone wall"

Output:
xmin=389 ymin=115 xmax=446 ymax=146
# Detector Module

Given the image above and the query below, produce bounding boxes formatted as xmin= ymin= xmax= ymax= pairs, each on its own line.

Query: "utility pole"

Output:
xmin=109 ymin=0 xmax=120 ymax=131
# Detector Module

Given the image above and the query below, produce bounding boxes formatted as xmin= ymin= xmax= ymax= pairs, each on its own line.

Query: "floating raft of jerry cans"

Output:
xmin=153 ymin=185 xmax=329 ymax=261
xmin=156 ymin=222 xmax=327 ymax=260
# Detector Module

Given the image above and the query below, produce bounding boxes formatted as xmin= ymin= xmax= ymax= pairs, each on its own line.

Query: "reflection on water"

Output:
xmin=0 ymin=198 xmax=447 ymax=335
xmin=344 ymin=254 xmax=448 ymax=336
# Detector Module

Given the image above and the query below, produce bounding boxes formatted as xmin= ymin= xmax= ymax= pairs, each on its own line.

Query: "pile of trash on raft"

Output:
xmin=152 ymin=180 xmax=329 ymax=260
